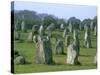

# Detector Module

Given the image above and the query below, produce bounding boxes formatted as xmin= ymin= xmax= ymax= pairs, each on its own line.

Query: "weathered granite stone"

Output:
xmin=90 ymin=21 xmax=94 ymax=31
xmin=39 ymin=25 xmax=45 ymax=36
xmin=63 ymin=28 xmax=70 ymax=47
xmin=94 ymin=25 xmax=97 ymax=36
xmin=35 ymin=35 xmax=53 ymax=64
xmin=27 ymin=32 xmax=33 ymax=42
xmin=14 ymin=56 xmax=26 ymax=65
xmin=65 ymin=35 xmax=70 ymax=47
xmin=14 ymin=21 xmax=19 ymax=31
xmin=55 ymin=39 xmax=64 ymax=54
xmin=63 ymin=28 xmax=69 ymax=37
xmin=21 ymin=21 xmax=26 ymax=32
xmin=60 ymin=24 xmax=64 ymax=30
xmin=69 ymin=22 xmax=73 ymax=33
xmin=94 ymin=54 xmax=97 ymax=64
xmin=15 ymin=31 xmax=20 ymax=40
xmin=66 ymin=30 xmax=80 ymax=65
xmin=46 ymin=23 xmax=55 ymax=37
xmin=84 ymin=24 xmax=92 ymax=48
xmin=32 ymin=25 xmax=38 ymax=33
xmin=33 ymin=35 xmax=38 ymax=43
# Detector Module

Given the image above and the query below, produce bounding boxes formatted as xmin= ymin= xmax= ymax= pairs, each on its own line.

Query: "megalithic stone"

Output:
xmin=21 ymin=21 xmax=26 ymax=32
xmin=27 ymin=32 xmax=33 ymax=42
xmin=60 ymin=24 xmax=64 ymax=30
xmin=94 ymin=54 xmax=97 ymax=64
xmin=14 ymin=56 xmax=26 ymax=65
xmin=79 ymin=22 xmax=82 ymax=31
xmin=46 ymin=23 xmax=55 ymax=37
xmin=63 ymin=28 xmax=69 ymax=37
xmin=66 ymin=30 xmax=80 ymax=65
xmin=63 ymin=28 xmax=70 ymax=47
xmin=32 ymin=25 xmax=38 ymax=33
xmin=73 ymin=29 xmax=80 ymax=56
xmin=55 ymin=39 xmax=64 ymax=54
xmin=84 ymin=24 xmax=92 ymax=48
xmin=35 ymin=35 xmax=53 ymax=64
xmin=69 ymin=22 xmax=73 ymax=33
xmin=33 ymin=35 xmax=38 ymax=43
xmin=46 ymin=26 xmax=52 ymax=37
xmin=94 ymin=25 xmax=97 ymax=36
xmin=15 ymin=31 xmax=20 ymax=40
xmin=39 ymin=25 xmax=44 ymax=36
xmin=14 ymin=21 xmax=18 ymax=31
xmin=90 ymin=21 xmax=94 ymax=31
xmin=66 ymin=44 xmax=80 ymax=65
xmin=65 ymin=34 xmax=70 ymax=47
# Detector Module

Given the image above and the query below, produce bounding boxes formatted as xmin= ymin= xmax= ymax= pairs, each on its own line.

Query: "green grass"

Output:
xmin=13 ymin=30 xmax=97 ymax=74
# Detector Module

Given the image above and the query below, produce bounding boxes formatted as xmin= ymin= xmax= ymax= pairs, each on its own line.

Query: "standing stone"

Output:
xmin=90 ymin=21 xmax=94 ymax=31
xmin=69 ymin=22 xmax=73 ymax=33
xmin=84 ymin=24 xmax=92 ymax=48
xmin=27 ymin=32 xmax=33 ymax=42
xmin=94 ymin=54 xmax=97 ymax=64
xmin=39 ymin=25 xmax=44 ymax=36
xmin=63 ymin=28 xmax=70 ymax=47
xmin=46 ymin=23 xmax=54 ymax=37
xmin=32 ymin=25 xmax=38 ymax=33
xmin=94 ymin=25 xmax=97 ymax=36
xmin=35 ymin=35 xmax=53 ymax=64
xmin=60 ymin=24 xmax=64 ymax=30
xmin=63 ymin=28 xmax=69 ymax=37
xmin=79 ymin=22 xmax=82 ymax=31
xmin=14 ymin=21 xmax=19 ymax=31
xmin=55 ymin=39 xmax=64 ymax=55
xmin=73 ymin=30 xmax=80 ymax=54
xmin=15 ymin=31 xmax=20 ymax=40
xmin=21 ymin=21 xmax=26 ymax=32
xmin=66 ymin=30 xmax=80 ymax=65
xmin=65 ymin=35 xmax=70 ymax=47
xmin=33 ymin=35 xmax=38 ymax=43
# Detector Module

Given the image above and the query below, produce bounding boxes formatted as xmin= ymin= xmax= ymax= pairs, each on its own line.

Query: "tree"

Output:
xmin=67 ymin=17 xmax=81 ymax=32
xmin=43 ymin=15 xmax=57 ymax=29
xmin=81 ymin=19 xmax=92 ymax=31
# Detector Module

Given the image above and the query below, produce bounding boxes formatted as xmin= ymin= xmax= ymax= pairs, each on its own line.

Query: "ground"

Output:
xmin=13 ymin=30 xmax=97 ymax=74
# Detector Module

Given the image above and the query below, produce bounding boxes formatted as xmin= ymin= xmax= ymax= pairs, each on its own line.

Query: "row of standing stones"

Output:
xmin=14 ymin=22 xmax=97 ymax=65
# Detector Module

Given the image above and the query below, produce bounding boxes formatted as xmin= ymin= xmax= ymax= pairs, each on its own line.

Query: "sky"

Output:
xmin=14 ymin=1 xmax=97 ymax=21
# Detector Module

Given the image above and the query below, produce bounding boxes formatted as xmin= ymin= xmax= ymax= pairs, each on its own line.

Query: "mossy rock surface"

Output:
xmin=14 ymin=56 xmax=26 ymax=65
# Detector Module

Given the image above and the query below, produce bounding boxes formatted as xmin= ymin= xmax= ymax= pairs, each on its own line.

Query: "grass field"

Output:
xmin=13 ymin=30 xmax=97 ymax=74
